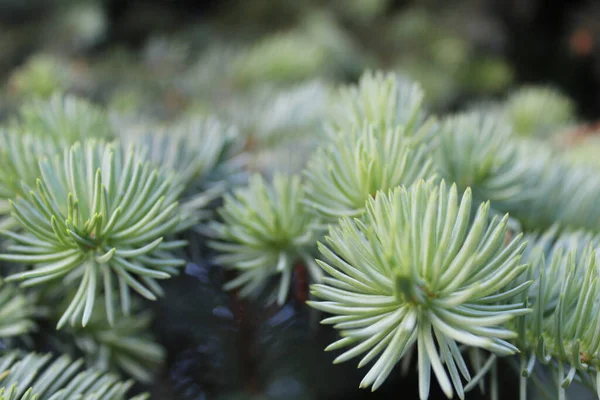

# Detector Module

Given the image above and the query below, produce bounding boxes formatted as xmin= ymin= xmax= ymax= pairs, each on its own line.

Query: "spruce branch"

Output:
xmin=118 ymin=116 xmax=244 ymax=225
xmin=434 ymin=111 xmax=530 ymax=214
xmin=515 ymin=228 xmax=600 ymax=399
xmin=0 ymin=283 xmax=36 ymax=338
xmin=304 ymin=124 xmax=435 ymax=221
xmin=0 ymin=140 xmax=186 ymax=328
xmin=210 ymin=174 xmax=323 ymax=305
xmin=0 ymin=385 xmax=37 ymax=400
xmin=432 ymin=108 xmax=600 ymax=233
xmin=15 ymin=93 xmax=114 ymax=145
xmin=308 ymin=180 xmax=530 ymax=399
xmin=64 ymin=298 xmax=164 ymax=383
xmin=328 ymin=70 xmax=437 ymax=143
xmin=545 ymin=163 xmax=600 ymax=232
xmin=0 ymin=351 xmax=148 ymax=399
xmin=513 ymin=147 xmax=600 ymax=232
xmin=0 ymin=131 xmax=59 ymax=228
xmin=119 ymin=116 xmax=242 ymax=190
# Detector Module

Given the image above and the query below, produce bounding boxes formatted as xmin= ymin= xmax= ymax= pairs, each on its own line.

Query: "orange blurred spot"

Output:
xmin=570 ymin=28 xmax=594 ymax=56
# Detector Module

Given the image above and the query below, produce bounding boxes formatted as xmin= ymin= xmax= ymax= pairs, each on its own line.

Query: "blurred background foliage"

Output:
xmin=1 ymin=0 xmax=598 ymax=116
xmin=1 ymin=0 xmax=599 ymax=399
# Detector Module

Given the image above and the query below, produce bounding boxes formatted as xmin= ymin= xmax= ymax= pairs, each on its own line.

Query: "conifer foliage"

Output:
xmin=0 ymin=60 xmax=598 ymax=400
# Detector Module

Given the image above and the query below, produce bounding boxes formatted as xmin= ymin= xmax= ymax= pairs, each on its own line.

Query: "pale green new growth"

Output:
xmin=328 ymin=70 xmax=437 ymax=143
xmin=308 ymin=180 xmax=530 ymax=400
xmin=304 ymin=72 xmax=437 ymax=221
xmin=210 ymin=174 xmax=322 ymax=305
xmin=0 ymin=140 xmax=186 ymax=328
xmin=304 ymin=124 xmax=434 ymax=220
